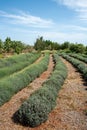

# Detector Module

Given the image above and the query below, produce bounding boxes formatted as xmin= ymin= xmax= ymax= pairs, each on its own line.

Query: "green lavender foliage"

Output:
xmin=13 ymin=54 xmax=67 ymax=127
xmin=69 ymin=53 xmax=87 ymax=63
xmin=61 ymin=54 xmax=87 ymax=80
xmin=0 ymin=53 xmax=40 ymax=79
xmin=0 ymin=52 xmax=36 ymax=68
xmin=61 ymin=53 xmax=87 ymax=117
xmin=0 ymin=54 xmax=49 ymax=106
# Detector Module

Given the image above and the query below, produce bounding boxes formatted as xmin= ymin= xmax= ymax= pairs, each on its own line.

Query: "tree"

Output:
xmin=34 ymin=36 xmax=45 ymax=50
xmin=0 ymin=39 xmax=3 ymax=53
xmin=45 ymin=40 xmax=52 ymax=50
xmin=4 ymin=37 xmax=12 ymax=53
xmin=70 ymin=43 xmax=85 ymax=53
xmin=34 ymin=37 xmax=61 ymax=51
xmin=53 ymin=42 xmax=60 ymax=50
xmin=11 ymin=41 xmax=25 ymax=54
xmin=60 ymin=41 xmax=70 ymax=50
xmin=76 ymin=44 xmax=85 ymax=53
xmin=0 ymin=37 xmax=32 ymax=54
xmin=69 ymin=43 xmax=77 ymax=52
xmin=85 ymin=46 xmax=87 ymax=54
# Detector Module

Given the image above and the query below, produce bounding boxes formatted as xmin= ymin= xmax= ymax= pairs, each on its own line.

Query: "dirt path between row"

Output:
xmin=0 ymin=56 xmax=87 ymax=130
xmin=28 ymin=57 xmax=87 ymax=130
xmin=0 ymin=55 xmax=54 ymax=130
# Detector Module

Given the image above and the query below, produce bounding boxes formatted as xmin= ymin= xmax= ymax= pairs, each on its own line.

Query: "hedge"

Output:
xmin=13 ymin=54 xmax=67 ymax=127
xmin=0 ymin=53 xmax=40 ymax=79
xmin=0 ymin=54 xmax=49 ymax=106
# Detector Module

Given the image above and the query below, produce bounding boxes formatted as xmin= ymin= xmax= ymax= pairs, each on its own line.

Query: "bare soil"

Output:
xmin=0 ymin=57 xmax=87 ymax=130
xmin=30 ymin=58 xmax=87 ymax=130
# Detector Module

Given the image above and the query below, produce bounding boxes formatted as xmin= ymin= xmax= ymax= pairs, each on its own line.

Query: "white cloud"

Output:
xmin=62 ymin=25 xmax=87 ymax=31
xmin=0 ymin=10 xmax=54 ymax=28
xmin=53 ymin=0 xmax=87 ymax=20
xmin=41 ymin=31 xmax=87 ymax=44
xmin=0 ymin=22 xmax=87 ymax=45
xmin=0 ymin=9 xmax=87 ymax=45
xmin=54 ymin=0 xmax=87 ymax=9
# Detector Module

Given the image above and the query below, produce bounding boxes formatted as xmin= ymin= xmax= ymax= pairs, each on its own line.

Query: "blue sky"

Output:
xmin=0 ymin=0 xmax=87 ymax=45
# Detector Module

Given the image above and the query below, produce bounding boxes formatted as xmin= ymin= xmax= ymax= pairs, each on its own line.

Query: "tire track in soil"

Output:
xmin=0 ymin=55 xmax=54 ymax=130
xmin=28 ymin=57 xmax=87 ymax=130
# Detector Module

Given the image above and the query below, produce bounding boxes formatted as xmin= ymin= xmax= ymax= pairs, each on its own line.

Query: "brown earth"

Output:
xmin=29 ymin=58 xmax=87 ymax=130
xmin=0 ymin=56 xmax=87 ymax=130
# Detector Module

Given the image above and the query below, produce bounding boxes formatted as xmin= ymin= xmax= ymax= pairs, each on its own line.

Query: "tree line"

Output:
xmin=0 ymin=37 xmax=32 ymax=55
xmin=34 ymin=36 xmax=87 ymax=54
xmin=0 ymin=36 xmax=87 ymax=55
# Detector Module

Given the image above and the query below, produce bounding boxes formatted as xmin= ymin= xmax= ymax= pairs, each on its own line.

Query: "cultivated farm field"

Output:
xmin=0 ymin=52 xmax=87 ymax=130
